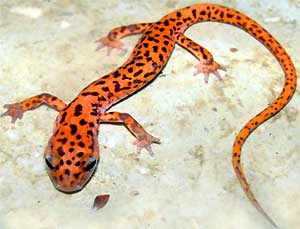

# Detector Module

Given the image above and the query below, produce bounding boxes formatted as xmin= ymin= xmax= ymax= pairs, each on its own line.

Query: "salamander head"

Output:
xmin=44 ymin=109 xmax=100 ymax=193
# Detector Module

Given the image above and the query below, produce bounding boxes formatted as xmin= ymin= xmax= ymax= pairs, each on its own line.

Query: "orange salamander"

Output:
xmin=1 ymin=4 xmax=296 ymax=227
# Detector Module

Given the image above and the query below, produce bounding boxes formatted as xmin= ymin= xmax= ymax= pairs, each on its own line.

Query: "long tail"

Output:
xmin=175 ymin=4 xmax=297 ymax=227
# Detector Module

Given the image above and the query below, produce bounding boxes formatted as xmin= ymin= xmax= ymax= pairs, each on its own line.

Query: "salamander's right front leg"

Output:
xmin=1 ymin=93 xmax=67 ymax=123
xmin=99 ymin=112 xmax=161 ymax=155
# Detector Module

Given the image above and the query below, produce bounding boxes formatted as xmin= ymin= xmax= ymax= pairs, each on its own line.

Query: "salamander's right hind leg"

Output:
xmin=175 ymin=32 xmax=226 ymax=83
xmin=96 ymin=22 xmax=153 ymax=55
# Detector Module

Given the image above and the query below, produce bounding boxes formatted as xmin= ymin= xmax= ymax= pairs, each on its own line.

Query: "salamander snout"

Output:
xmin=44 ymin=153 xmax=99 ymax=193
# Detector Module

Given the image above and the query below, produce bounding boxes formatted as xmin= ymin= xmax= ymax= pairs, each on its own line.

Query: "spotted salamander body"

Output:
xmin=2 ymin=4 xmax=296 ymax=227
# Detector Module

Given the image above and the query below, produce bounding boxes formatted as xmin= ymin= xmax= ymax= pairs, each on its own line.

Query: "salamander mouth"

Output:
xmin=55 ymin=183 xmax=83 ymax=193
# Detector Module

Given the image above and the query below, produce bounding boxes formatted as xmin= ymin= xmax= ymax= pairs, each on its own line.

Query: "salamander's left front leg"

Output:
xmin=99 ymin=112 xmax=160 ymax=155
xmin=175 ymin=33 xmax=226 ymax=83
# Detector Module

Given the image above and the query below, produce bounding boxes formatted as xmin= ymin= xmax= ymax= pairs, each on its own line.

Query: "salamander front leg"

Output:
xmin=175 ymin=33 xmax=226 ymax=83
xmin=1 ymin=93 xmax=67 ymax=123
xmin=99 ymin=112 xmax=160 ymax=155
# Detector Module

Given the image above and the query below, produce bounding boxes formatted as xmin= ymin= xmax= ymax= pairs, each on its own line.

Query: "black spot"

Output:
xmin=81 ymin=92 xmax=90 ymax=96
xmin=159 ymin=54 xmax=163 ymax=62
xmin=102 ymin=87 xmax=110 ymax=92
xmin=120 ymin=26 xmax=126 ymax=32
xmin=57 ymin=137 xmax=67 ymax=144
xmin=66 ymin=160 xmax=72 ymax=165
xmin=192 ymin=9 xmax=197 ymax=18
xmin=77 ymin=152 xmax=84 ymax=157
xmin=152 ymin=63 xmax=158 ymax=69
xmin=133 ymin=79 xmax=143 ymax=84
xmin=74 ymin=172 xmax=81 ymax=179
xmin=65 ymin=169 xmax=70 ymax=176
xmin=220 ymin=11 xmax=224 ymax=18
xmin=79 ymin=119 xmax=87 ymax=126
xmin=76 ymin=135 xmax=82 ymax=140
xmin=70 ymin=124 xmax=77 ymax=135
xmin=87 ymin=130 xmax=94 ymax=137
xmin=60 ymin=112 xmax=67 ymax=123
xmin=90 ymin=110 xmax=98 ymax=116
xmin=74 ymin=104 xmax=82 ymax=116
xmin=78 ymin=142 xmax=85 ymax=148
xmin=128 ymin=67 xmax=133 ymax=73
xmin=144 ymin=72 xmax=153 ymax=78
xmin=113 ymin=81 xmax=131 ymax=92
xmin=134 ymin=69 xmax=143 ymax=77
xmin=57 ymin=147 xmax=65 ymax=156
xmin=98 ymin=96 xmax=106 ymax=101
xmin=94 ymin=80 xmax=106 ymax=85
xmin=227 ymin=13 xmax=234 ymax=18
xmin=128 ymin=24 xmax=137 ymax=32
xmin=113 ymin=71 xmax=121 ymax=78
xmin=107 ymin=92 xmax=114 ymax=99
xmin=90 ymin=92 xmax=99 ymax=96
xmin=200 ymin=10 xmax=206 ymax=15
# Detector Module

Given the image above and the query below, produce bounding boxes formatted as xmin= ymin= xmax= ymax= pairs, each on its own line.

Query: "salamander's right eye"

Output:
xmin=45 ymin=156 xmax=55 ymax=170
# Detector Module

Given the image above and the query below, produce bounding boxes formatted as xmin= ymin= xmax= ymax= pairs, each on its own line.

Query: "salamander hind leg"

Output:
xmin=1 ymin=93 xmax=67 ymax=124
xmin=96 ymin=22 xmax=153 ymax=55
xmin=175 ymin=33 xmax=226 ymax=83
xmin=99 ymin=112 xmax=161 ymax=155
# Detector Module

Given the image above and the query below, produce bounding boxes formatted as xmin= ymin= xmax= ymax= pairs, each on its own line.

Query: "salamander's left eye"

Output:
xmin=45 ymin=156 xmax=55 ymax=170
xmin=84 ymin=157 xmax=97 ymax=171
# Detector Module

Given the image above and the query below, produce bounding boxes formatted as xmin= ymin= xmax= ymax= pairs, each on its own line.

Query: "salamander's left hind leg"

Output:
xmin=96 ymin=23 xmax=153 ymax=55
xmin=175 ymin=33 xmax=226 ymax=83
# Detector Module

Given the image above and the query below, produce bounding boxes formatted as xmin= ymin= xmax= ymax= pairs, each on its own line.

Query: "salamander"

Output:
xmin=1 ymin=4 xmax=296 ymax=227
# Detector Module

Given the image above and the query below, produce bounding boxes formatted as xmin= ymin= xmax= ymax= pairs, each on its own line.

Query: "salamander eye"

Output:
xmin=84 ymin=157 xmax=97 ymax=171
xmin=45 ymin=156 xmax=55 ymax=170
